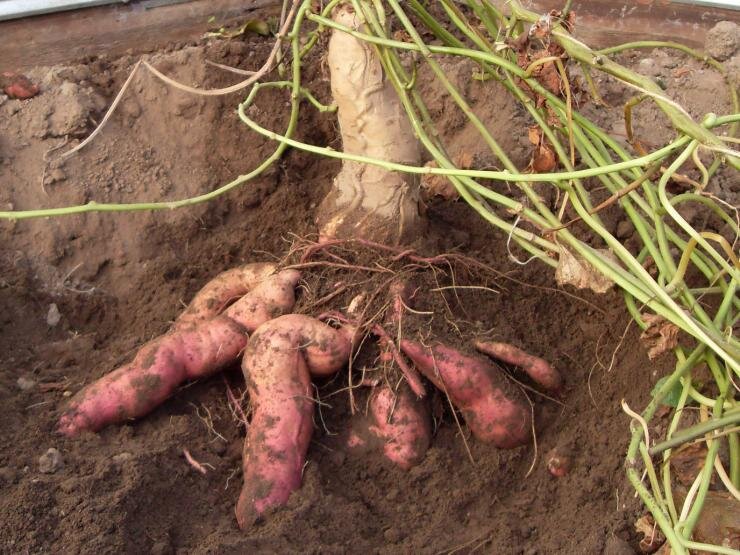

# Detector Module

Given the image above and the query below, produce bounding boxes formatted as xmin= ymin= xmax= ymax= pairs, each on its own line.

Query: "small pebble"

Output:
xmin=616 ymin=220 xmax=633 ymax=240
xmin=16 ymin=375 xmax=36 ymax=391
xmin=383 ymin=527 xmax=403 ymax=544
xmin=46 ymin=303 xmax=61 ymax=327
xmin=112 ymin=452 xmax=133 ymax=464
xmin=39 ymin=448 xmax=64 ymax=474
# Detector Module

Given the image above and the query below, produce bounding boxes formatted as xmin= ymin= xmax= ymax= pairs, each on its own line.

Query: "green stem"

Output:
xmin=650 ymin=410 xmax=740 ymax=456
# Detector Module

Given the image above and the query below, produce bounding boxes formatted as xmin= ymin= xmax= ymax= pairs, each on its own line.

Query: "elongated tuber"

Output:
xmin=475 ymin=340 xmax=562 ymax=392
xmin=400 ymin=340 xmax=530 ymax=448
xmin=236 ymin=314 xmax=355 ymax=529
xmin=174 ymin=262 xmax=277 ymax=329
xmin=58 ymin=269 xmax=300 ymax=436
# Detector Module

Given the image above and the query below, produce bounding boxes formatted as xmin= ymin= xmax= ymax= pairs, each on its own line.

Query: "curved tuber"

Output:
xmin=368 ymin=383 xmax=431 ymax=469
xmin=400 ymin=340 xmax=531 ymax=448
xmin=236 ymin=314 xmax=354 ymax=529
xmin=174 ymin=262 xmax=277 ymax=329
xmin=58 ymin=269 xmax=300 ymax=436
xmin=475 ymin=340 xmax=563 ymax=392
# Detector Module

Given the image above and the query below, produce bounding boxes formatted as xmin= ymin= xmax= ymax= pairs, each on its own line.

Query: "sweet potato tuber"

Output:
xmin=475 ymin=340 xmax=562 ymax=392
xmin=174 ymin=262 xmax=277 ymax=329
xmin=236 ymin=314 xmax=354 ymax=529
xmin=400 ymin=340 xmax=530 ymax=448
xmin=368 ymin=383 xmax=431 ymax=469
xmin=58 ymin=269 xmax=300 ymax=436
xmin=1 ymin=71 xmax=39 ymax=99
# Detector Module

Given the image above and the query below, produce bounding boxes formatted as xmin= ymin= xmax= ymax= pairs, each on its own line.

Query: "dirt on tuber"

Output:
xmin=235 ymin=314 xmax=355 ymax=528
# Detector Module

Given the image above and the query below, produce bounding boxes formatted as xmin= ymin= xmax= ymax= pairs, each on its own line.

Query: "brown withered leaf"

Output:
xmin=694 ymin=491 xmax=740 ymax=551
xmin=635 ymin=515 xmax=666 ymax=554
xmin=555 ymin=246 xmax=616 ymax=294
xmin=532 ymin=142 xmax=557 ymax=172
xmin=529 ymin=12 xmax=555 ymax=40
xmin=528 ymin=126 xmax=557 ymax=172
xmin=420 ymin=152 xmax=472 ymax=201
xmin=528 ymin=126 xmax=541 ymax=145
xmin=639 ymin=313 xmax=679 ymax=360
xmin=538 ymin=61 xmax=562 ymax=95
xmin=545 ymin=105 xmax=560 ymax=126
xmin=670 ymin=442 xmax=708 ymax=487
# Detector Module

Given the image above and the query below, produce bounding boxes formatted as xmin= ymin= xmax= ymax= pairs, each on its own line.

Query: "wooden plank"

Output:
xmin=0 ymin=0 xmax=281 ymax=70
xmin=0 ymin=0 xmax=738 ymax=71
xmin=0 ymin=0 xmax=124 ymax=22
xmin=511 ymin=0 xmax=740 ymax=48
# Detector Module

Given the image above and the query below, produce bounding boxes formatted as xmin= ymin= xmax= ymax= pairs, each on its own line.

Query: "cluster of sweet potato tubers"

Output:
xmin=58 ymin=263 xmax=561 ymax=528
xmin=57 ymin=4 xmax=563 ymax=530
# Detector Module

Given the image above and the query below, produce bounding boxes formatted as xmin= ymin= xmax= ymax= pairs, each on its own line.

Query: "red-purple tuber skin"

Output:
xmin=545 ymin=446 xmax=571 ymax=477
xmin=400 ymin=340 xmax=531 ymax=448
xmin=369 ymin=383 xmax=431 ymax=469
xmin=475 ymin=340 xmax=562 ymax=392
xmin=236 ymin=314 xmax=355 ymax=529
xmin=174 ymin=262 xmax=277 ymax=329
xmin=1 ymin=72 xmax=39 ymax=99
xmin=57 ymin=269 xmax=300 ymax=437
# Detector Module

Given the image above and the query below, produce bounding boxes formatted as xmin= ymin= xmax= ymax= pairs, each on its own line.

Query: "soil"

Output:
xmin=0 ymin=13 xmax=737 ymax=555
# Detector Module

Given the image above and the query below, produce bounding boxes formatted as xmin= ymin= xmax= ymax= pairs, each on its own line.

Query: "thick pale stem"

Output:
xmin=317 ymin=4 xmax=423 ymax=244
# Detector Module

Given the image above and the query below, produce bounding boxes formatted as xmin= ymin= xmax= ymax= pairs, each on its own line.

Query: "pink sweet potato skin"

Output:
xmin=174 ymin=262 xmax=277 ymax=329
xmin=223 ymin=269 xmax=300 ymax=330
xmin=1 ymin=72 xmax=39 ymax=99
xmin=400 ymin=340 xmax=530 ymax=448
xmin=57 ymin=270 xmax=300 ymax=437
xmin=369 ymin=383 xmax=431 ymax=469
xmin=236 ymin=315 xmax=353 ymax=529
xmin=475 ymin=340 xmax=562 ymax=392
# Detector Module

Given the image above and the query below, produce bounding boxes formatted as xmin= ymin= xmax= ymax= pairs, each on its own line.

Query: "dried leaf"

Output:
xmin=555 ymin=246 xmax=616 ymax=294
xmin=420 ymin=152 xmax=472 ymax=201
xmin=538 ymin=61 xmax=562 ymax=95
xmin=205 ymin=18 xmax=269 ymax=39
xmin=694 ymin=492 xmax=740 ymax=551
xmin=635 ymin=515 xmax=666 ymax=554
xmin=528 ymin=126 xmax=541 ymax=145
xmin=529 ymin=13 xmax=554 ymax=40
xmin=639 ymin=314 xmax=679 ymax=360
xmin=670 ymin=442 xmax=708 ymax=487
xmin=532 ymin=142 xmax=557 ymax=172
